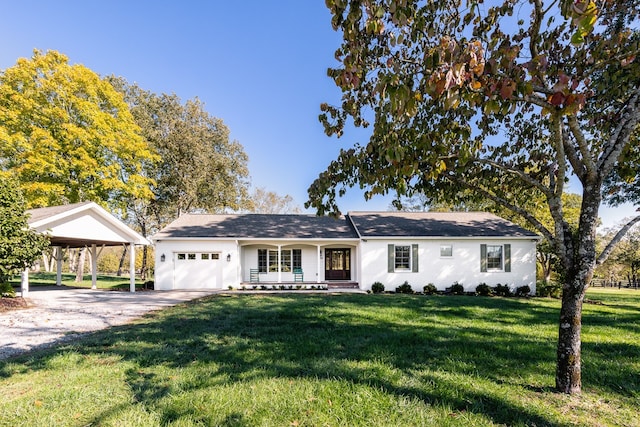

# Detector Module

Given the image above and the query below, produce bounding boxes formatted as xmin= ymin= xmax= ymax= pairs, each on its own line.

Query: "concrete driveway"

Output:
xmin=0 ymin=286 xmax=221 ymax=360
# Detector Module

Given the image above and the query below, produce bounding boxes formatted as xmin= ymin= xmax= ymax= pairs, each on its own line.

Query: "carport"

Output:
xmin=24 ymin=201 xmax=150 ymax=296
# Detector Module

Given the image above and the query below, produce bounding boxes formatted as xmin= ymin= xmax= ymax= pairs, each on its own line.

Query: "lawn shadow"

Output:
xmin=2 ymin=293 xmax=638 ymax=426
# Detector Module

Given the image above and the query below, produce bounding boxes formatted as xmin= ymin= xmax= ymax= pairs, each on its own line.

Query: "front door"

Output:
xmin=325 ymin=248 xmax=351 ymax=281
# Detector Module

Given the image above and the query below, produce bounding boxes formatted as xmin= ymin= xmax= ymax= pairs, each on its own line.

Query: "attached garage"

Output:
xmin=173 ymin=252 xmax=223 ymax=289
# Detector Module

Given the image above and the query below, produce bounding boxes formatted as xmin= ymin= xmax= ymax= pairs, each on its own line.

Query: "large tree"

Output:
xmin=0 ymin=50 xmax=156 ymax=211
xmin=307 ymin=0 xmax=640 ymax=393
xmin=0 ymin=176 xmax=49 ymax=286
xmin=249 ymin=187 xmax=302 ymax=214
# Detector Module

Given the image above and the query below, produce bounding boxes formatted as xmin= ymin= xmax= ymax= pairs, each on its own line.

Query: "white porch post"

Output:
xmin=21 ymin=268 xmax=29 ymax=297
xmin=317 ymin=245 xmax=322 ymax=283
xmin=56 ymin=246 xmax=63 ymax=286
xmin=277 ymin=245 xmax=282 ymax=283
xmin=129 ymin=243 xmax=136 ymax=293
xmin=91 ymin=244 xmax=98 ymax=290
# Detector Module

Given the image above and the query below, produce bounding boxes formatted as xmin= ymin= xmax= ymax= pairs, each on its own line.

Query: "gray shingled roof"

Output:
xmin=27 ymin=201 xmax=92 ymax=223
xmin=347 ymin=211 xmax=539 ymax=238
xmin=153 ymin=214 xmax=359 ymax=239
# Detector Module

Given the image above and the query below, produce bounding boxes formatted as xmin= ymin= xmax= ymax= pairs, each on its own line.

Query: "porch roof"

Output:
xmin=153 ymin=213 xmax=359 ymax=240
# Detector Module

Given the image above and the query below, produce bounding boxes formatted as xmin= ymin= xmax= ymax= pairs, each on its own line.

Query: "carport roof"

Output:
xmin=27 ymin=201 xmax=150 ymax=247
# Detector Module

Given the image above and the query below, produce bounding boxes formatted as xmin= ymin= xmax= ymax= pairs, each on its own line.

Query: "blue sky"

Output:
xmin=0 ymin=1 xmax=635 ymax=228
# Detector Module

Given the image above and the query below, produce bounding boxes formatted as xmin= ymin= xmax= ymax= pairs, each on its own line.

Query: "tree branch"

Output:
xmin=563 ymin=117 xmax=587 ymax=182
xmin=598 ymin=87 xmax=640 ymax=177
xmin=597 ymin=214 xmax=640 ymax=265
xmin=475 ymin=158 xmax=551 ymax=195
xmin=448 ymin=174 xmax=554 ymax=242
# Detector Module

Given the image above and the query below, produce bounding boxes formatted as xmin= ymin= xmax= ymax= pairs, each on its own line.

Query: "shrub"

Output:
xmin=475 ymin=283 xmax=493 ymax=296
xmin=423 ymin=283 xmax=438 ymax=295
xmin=0 ymin=282 xmax=16 ymax=298
xmin=143 ymin=280 xmax=154 ymax=290
xmin=494 ymin=283 xmax=512 ymax=297
xmin=395 ymin=281 xmax=414 ymax=294
xmin=515 ymin=285 xmax=531 ymax=297
xmin=536 ymin=280 xmax=562 ymax=298
xmin=450 ymin=282 xmax=465 ymax=295
xmin=371 ymin=282 xmax=385 ymax=293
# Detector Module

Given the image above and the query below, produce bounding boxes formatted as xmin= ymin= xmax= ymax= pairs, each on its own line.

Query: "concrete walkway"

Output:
xmin=0 ymin=286 xmax=221 ymax=360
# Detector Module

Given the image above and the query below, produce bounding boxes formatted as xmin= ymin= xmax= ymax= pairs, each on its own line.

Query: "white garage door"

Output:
xmin=173 ymin=252 xmax=222 ymax=289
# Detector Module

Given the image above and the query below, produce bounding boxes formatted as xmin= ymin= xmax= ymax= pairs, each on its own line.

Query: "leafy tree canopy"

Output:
xmin=0 ymin=176 xmax=49 ymax=284
xmin=0 ymin=50 xmax=156 ymax=212
xmin=108 ymin=77 xmax=252 ymax=229
xmin=308 ymin=0 xmax=640 ymax=394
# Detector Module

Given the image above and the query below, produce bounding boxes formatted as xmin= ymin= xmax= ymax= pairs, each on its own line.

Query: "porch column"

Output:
xmin=316 ymin=245 xmax=322 ymax=283
xmin=21 ymin=268 xmax=29 ymax=298
xmin=129 ymin=243 xmax=136 ymax=293
xmin=277 ymin=245 xmax=282 ymax=283
xmin=91 ymin=244 xmax=98 ymax=290
xmin=56 ymin=246 xmax=63 ymax=286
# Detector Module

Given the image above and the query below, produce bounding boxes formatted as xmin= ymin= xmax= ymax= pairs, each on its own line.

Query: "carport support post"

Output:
xmin=56 ymin=246 xmax=63 ymax=286
xmin=21 ymin=268 xmax=29 ymax=297
xmin=91 ymin=244 xmax=98 ymax=290
xmin=129 ymin=243 xmax=136 ymax=293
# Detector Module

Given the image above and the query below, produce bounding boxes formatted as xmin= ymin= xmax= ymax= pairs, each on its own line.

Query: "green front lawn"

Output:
xmin=1 ymin=290 xmax=638 ymax=426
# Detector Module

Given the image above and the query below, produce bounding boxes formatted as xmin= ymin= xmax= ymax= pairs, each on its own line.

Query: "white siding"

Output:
xmin=360 ymin=239 xmax=537 ymax=293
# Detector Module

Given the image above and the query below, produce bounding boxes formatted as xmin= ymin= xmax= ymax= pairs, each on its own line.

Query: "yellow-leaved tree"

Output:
xmin=0 ymin=50 xmax=156 ymax=212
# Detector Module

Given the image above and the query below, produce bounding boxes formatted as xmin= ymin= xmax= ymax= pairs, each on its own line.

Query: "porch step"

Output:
xmin=327 ymin=282 xmax=360 ymax=289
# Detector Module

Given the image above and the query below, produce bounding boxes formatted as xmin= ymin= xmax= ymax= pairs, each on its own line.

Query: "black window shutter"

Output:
xmin=412 ymin=244 xmax=419 ymax=272
xmin=388 ymin=244 xmax=394 ymax=273
xmin=504 ymin=244 xmax=511 ymax=272
xmin=480 ymin=244 xmax=487 ymax=272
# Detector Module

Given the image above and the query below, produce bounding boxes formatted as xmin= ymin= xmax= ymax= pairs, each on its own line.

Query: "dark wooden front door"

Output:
xmin=325 ymin=248 xmax=351 ymax=281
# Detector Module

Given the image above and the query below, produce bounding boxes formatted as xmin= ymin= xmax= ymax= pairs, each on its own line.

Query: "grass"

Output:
xmin=9 ymin=272 xmax=148 ymax=291
xmin=0 ymin=289 xmax=638 ymax=426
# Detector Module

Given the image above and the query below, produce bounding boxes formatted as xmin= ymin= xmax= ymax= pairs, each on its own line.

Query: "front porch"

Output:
xmin=239 ymin=242 xmax=359 ymax=285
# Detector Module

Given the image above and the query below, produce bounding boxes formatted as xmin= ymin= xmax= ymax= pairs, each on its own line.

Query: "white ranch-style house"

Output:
xmin=153 ymin=211 xmax=540 ymax=293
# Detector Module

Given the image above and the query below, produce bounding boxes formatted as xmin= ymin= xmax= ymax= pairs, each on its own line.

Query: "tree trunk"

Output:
xmin=141 ymin=246 xmax=148 ymax=281
xmin=117 ymin=245 xmax=127 ymax=277
xmin=75 ymin=247 xmax=86 ymax=283
xmin=555 ymin=282 xmax=586 ymax=393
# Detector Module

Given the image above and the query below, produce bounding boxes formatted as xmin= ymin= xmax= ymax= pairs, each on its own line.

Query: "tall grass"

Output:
xmin=1 ymin=289 xmax=638 ymax=426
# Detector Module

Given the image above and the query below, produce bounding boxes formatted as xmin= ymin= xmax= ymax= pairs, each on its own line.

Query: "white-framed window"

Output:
xmin=480 ymin=244 xmax=511 ymax=272
xmin=395 ymin=245 xmax=411 ymax=270
xmin=258 ymin=249 xmax=303 ymax=273
xmin=486 ymin=245 xmax=502 ymax=269
xmin=388 ymin=244 xmax=419 ymax=273
xmin=440 ymin=244 xmax=453 ymax=257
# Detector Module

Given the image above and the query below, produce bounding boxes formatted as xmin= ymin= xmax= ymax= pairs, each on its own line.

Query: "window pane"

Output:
xmin=269 ymin=250 xmax=278 ymax=272
xmin=395 ymin=245 xmax=411 ymax=270
xmin=177 ymin=253 xmax=186 ymax=260
xmin=293 ymin=249 xmax=302 ymax=269
xmin=201 ymin=253 xmax=210 ymax=260
xmin=440 ymin=245 xmax=452 ymax=257
xmin=188 ymin=253 xmax=196 ymax=260
xmin=212 ymin=253 xmax=219 ymax=260
xmin=258 ymin=249 xmax=267 ymax=273
xmin=281 ymin=250 xmax=291 ymax=272
xmin=487 ymin=245 xmax=503 ymax=270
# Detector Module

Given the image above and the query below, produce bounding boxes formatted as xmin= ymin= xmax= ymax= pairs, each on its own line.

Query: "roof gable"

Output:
xmin=347 ymin=211 xmax=539 ymax=238
xmin=27 ymin=202 xmax=149 ymax=246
